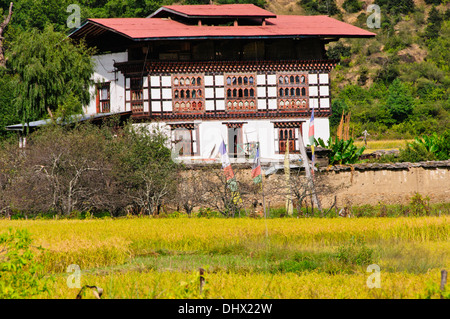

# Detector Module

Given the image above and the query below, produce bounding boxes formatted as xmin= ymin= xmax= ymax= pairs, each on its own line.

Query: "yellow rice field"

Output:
xmin=1 ymin=216 xmax=449 ymax=299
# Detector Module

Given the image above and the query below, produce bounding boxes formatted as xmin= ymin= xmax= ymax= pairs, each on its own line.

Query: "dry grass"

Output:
xmin=1 ymin=216 xmax=448 ymax=298
xmin=354 ymin=139 xmax=413 ymax=153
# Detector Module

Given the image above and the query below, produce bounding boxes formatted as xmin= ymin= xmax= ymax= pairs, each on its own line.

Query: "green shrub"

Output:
xmin=316 ymin=137 xmax=365 ymax=165
xmin=326 ymin=41 xmax=352 ymax=60
xmin=409 ymin=193 xmax=431 ymax=216
xmin=398 ymin=131 xmax=450 ymax=162
xmin=336 ymin=238 xmax=374 ymax=266
xmin=299 ymin=0 xmax=341 ymax=15
xmin=0 ymin=229 xmax=53 ymax=298
xmin=277 ymin=259 xmax=318 ymax=273
xmin=343 ymin=0 xmax=363 ymax=13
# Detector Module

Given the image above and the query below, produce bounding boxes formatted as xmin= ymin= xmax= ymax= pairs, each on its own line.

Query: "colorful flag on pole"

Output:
xmin=284 ymin=139 xmax=293 ymax=215
xmin=219 ymin=140 xmax=234 ymax=181
xmin=219 ymin=140 xmax=242 ymax=204
xmin=309 ymin=107 xmax=315 ymax=174
xmin=251 ymin=146 xmax=262 ymax=184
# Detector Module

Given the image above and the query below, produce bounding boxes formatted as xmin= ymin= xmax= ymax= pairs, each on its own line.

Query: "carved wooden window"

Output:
xmin=96 ymin=82 xmax=110 ymax=113
xmin=277 ymin=73 xmax=308 ymax=110
xmin=171 ymin=124 xmax=199 ymax=156
xmin=225 ymin=73 xmax=257 ymax=112
xmin=172 ymin=74 xmax=204 ymax=113
xmin=274 ymin=122 xmax=302 ymax=154
xmin=130 ymin=78 xmax=144 ymax=113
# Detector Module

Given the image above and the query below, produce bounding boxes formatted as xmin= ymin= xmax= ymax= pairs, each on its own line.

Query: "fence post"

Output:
xmin=441 ymin=269 xmax=447 ymax=299
xmin=199 ymin=268 xmax=205 ymax=295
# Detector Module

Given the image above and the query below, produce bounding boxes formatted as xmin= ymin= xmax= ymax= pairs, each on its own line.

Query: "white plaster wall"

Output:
xmin=136 ymin=118 xmax=329 ymax=163
xmin=86 ymin=52 xmax=128 ymax=115
xmin=302 ymin=117 xmax=330 ymax=146
xmin=198 ymin=121 xmax=228 ymax=159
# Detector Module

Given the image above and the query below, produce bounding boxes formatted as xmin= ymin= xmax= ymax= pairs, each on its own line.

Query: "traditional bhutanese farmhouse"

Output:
xmin=68 ymin=4 xmax=375 ymax=164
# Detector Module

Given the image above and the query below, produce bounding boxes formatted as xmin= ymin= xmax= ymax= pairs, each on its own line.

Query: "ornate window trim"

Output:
xmin=172 ymin=74 xmax=205 ymax=113
xmin=224 ymin=73 xmax=257 ymax=112
xmin=273 ymin=121 xmax=303 ymax=154
xmin=277 ymin=72 xmax=309 ymax=111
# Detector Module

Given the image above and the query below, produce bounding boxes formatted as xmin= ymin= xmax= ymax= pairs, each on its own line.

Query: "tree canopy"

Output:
xmin=7 ymin=26 xmax=94 ymax=126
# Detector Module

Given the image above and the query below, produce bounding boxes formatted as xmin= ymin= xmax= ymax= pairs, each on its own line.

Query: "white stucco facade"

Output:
xmin=85 ymin=53 xmax=331 ymax=164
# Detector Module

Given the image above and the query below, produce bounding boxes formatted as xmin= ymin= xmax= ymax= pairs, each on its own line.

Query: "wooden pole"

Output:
xmin=441 ymin=269 xmax=447 ymax=299
xmin=199 ymin=268 xmax=205 ymax=294
xmin=298 ymin=134 xmax=322 ymax=213
xmin=261 ymin=167 xmax=267 ymax=219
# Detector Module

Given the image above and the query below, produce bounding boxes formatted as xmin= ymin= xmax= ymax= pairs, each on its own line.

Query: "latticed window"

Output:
xmin=273 ymin=122 xmax=303 ymax=154
xmin=224 ymin=73 xmax=257 ymax=112
xmin=276 ymin=73 xmax=309 ymax=110
xmin=172 ymin=74 xmax=204 ymax=113
xmin=130 ymin=77 xmax=144 ymax=113
xmin=96 ymin=82 xmax=110 ymax=113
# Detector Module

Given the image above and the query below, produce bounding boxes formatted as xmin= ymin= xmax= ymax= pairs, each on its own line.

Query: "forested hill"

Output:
xmin=0 ymin=0 xmax=449 ymax=140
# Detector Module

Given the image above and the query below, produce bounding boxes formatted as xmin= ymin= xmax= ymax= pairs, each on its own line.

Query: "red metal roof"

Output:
xmin=150 ymin=4 xmax=277 ymax=18
xmin=82 ymin=15 xmax=375 ymax=40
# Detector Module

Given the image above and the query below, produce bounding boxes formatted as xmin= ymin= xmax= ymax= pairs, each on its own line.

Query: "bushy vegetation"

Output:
xmin=326 ymin=4 xmax=450 ymax=142
xmin=0 ymin=228 xmax=52 ymax=298
xmin=0 ymin=122 xmax=177 ymax=218
xmin=315 ymin=137 xmax=365 ymax=165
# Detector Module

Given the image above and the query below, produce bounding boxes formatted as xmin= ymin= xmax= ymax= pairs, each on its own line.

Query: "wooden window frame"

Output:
xmin=273 ymin=122 xmax=303 ymax=154
xmin=96 ymin=82 xmax=111 ymax=113
xmin=130 ymin=77 xmax=144 ymax=113
xmin=171 ymin=124 xmax=200 ymax=157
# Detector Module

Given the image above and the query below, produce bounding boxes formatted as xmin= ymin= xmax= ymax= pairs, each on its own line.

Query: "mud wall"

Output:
xmin=184 ymin=160 xmax=450 ymax=208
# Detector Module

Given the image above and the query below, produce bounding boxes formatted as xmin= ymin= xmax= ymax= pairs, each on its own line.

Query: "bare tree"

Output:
xmin=201 ymin=167 xmax=254 ymax=217
xmin=267 ymin=167 xmax=345 ymax=217
xmin=5 ymin=124 xmax=119 ymax=216
xmin=0 ymin=2 xmax=13 ymax=68
xmin=175 ymin=166 xmax=208 ymax=216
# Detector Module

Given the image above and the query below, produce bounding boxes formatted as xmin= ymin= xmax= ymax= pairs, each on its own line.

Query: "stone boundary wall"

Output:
xmin=314 ymin=160 xmax=450 ymax=207
xmin=183 ymin=160 xmax=450 ymax=207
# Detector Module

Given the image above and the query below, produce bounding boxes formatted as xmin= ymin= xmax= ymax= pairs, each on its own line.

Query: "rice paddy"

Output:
xmin=1 ymin=216 xmax=448 ymax=299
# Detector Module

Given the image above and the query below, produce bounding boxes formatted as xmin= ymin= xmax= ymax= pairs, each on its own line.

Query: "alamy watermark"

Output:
xmin=366 ymin=264 xmax=381 ymax=288
xmin=67 ymin=4 xmax=81 ymax=29
xmin=366 ymin=4 xmax=381 ymax=29
xmin=66 ymin=264 xmax=81 ymax=289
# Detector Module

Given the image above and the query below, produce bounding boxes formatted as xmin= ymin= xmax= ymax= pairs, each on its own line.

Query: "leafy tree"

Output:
xmin=330 ymin=99 xmax=349 ymax=128
xmin=375 ymin=0 xmax=415 ymax=15
xmin=7 ymin=26 xmax=94 ymax=127
xmin=427 ymin=21 xmax=450 ymax=71
xmin=384 ymin=79 xmax=415 ymax=124
xmin=5 ymin=0 xmax=71 ymax=32
xmin=343 ymin=0 xmax=363 ymax=14
xmin=299 ymin=0 xmax=341 ymax=16
xmin=0 ymin=70 xmax=19 ymax=136
xmin=425 ymin=6 xmax=443 ymax=40
xmin=111 ymin=124 xmax=178 ymax=215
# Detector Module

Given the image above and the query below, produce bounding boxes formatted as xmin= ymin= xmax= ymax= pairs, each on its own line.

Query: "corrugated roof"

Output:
xmin=80 ymin=15 xmax=375 ymax=40
xmin=149 ymin=4 xmax=277 ymax=19
xmin=6 ymin=111 xmax=132 ymax=132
